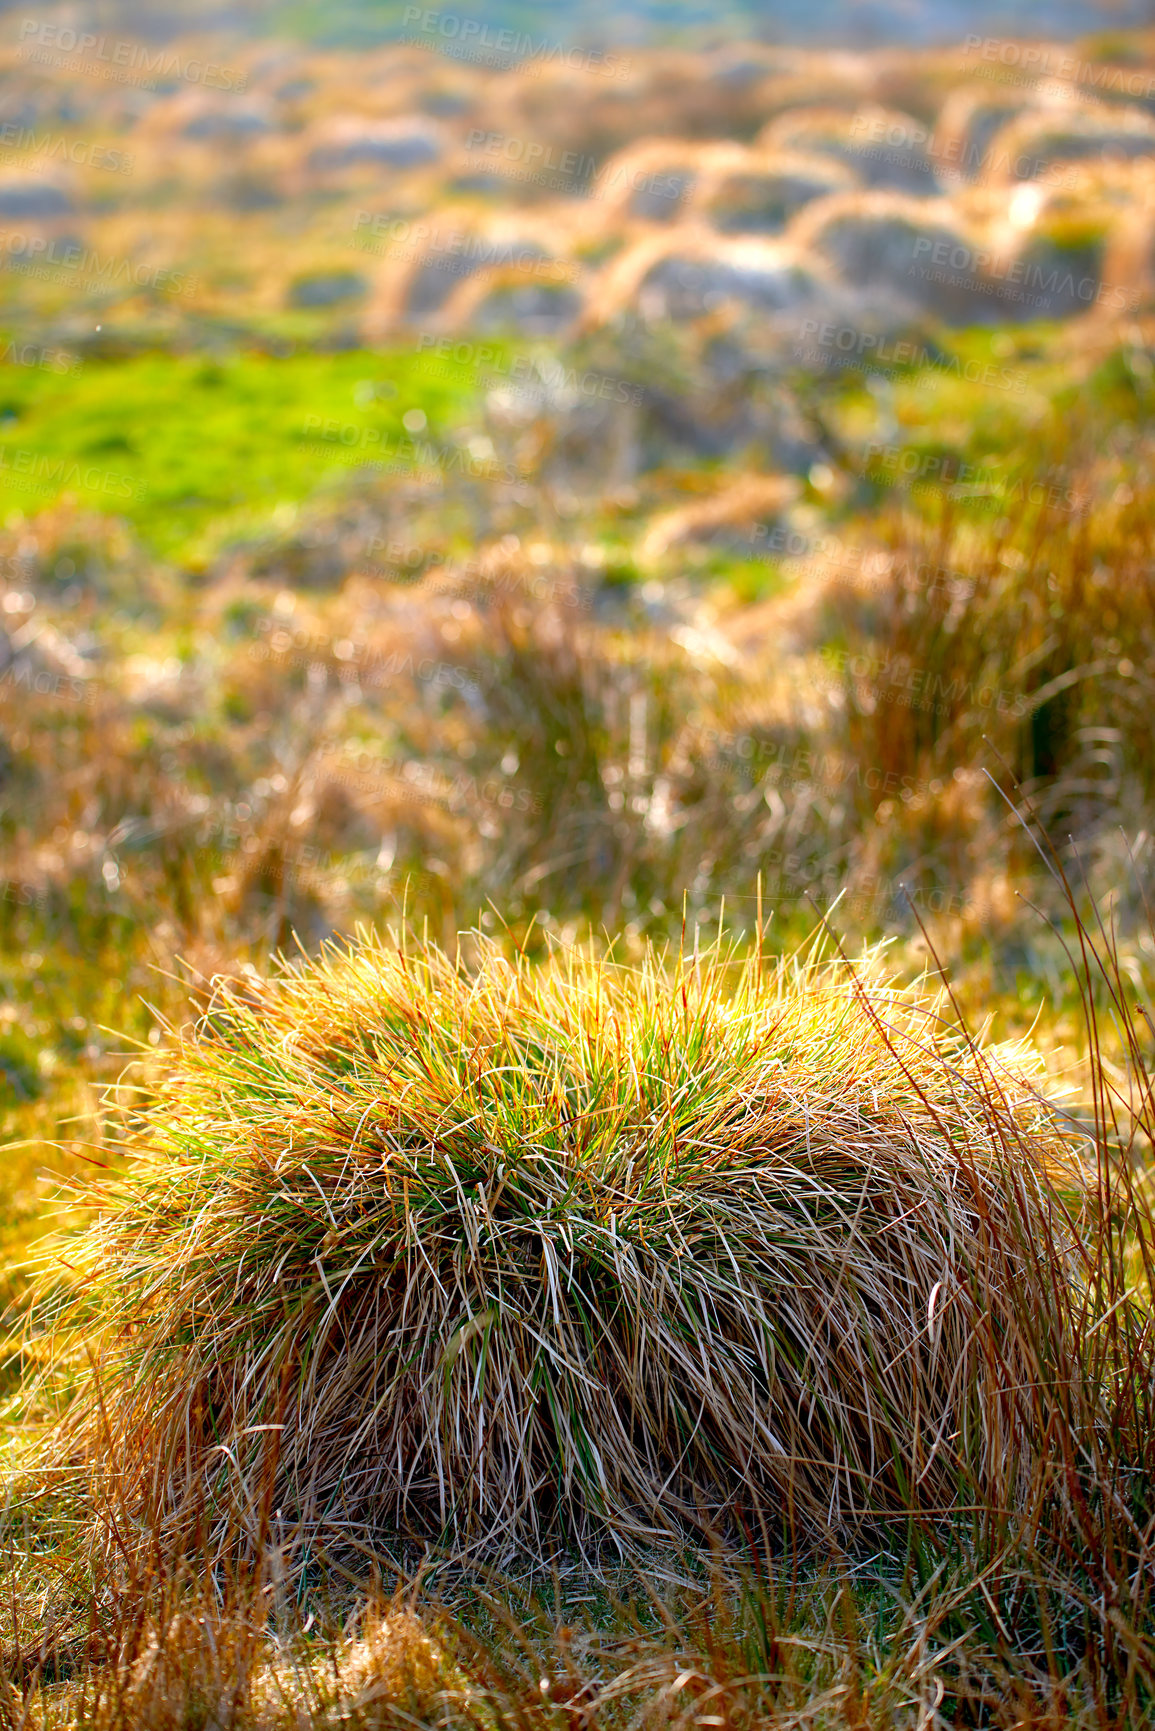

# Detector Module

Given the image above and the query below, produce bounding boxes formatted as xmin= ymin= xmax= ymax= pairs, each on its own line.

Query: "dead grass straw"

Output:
xmin=36 ymin=927 xmax=1092 ymax=1578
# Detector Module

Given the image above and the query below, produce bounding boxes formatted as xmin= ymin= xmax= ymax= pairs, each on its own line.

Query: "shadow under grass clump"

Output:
xmin=42 ymin=930 xmax=1087 ymax=1577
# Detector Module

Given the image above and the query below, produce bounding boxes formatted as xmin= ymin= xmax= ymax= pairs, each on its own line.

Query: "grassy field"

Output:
xmin=3 ymin=11 xmax=1155 ymax=1725
xmin=3 ymin=306 xmax=1154 ymax=1716
xmin=0 ymin=349 xmax=486 ymax=561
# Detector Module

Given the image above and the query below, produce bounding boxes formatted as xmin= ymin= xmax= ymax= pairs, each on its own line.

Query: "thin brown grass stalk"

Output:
xmin=817 ymin=794 xmax=1155 ymax=1707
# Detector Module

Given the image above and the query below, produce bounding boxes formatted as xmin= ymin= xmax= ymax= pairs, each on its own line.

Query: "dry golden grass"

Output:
xmin=34 ymin=928 xmax=1092 ymax=1582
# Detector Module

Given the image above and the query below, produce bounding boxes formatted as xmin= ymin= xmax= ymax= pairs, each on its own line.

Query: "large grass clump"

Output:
xmin=44 ymin=930 xmax=1085 ymax=1571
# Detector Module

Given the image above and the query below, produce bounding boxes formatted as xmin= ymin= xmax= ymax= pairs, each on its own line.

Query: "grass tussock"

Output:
xmin=37 ymin=927 xmax=1088 ymax=1574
